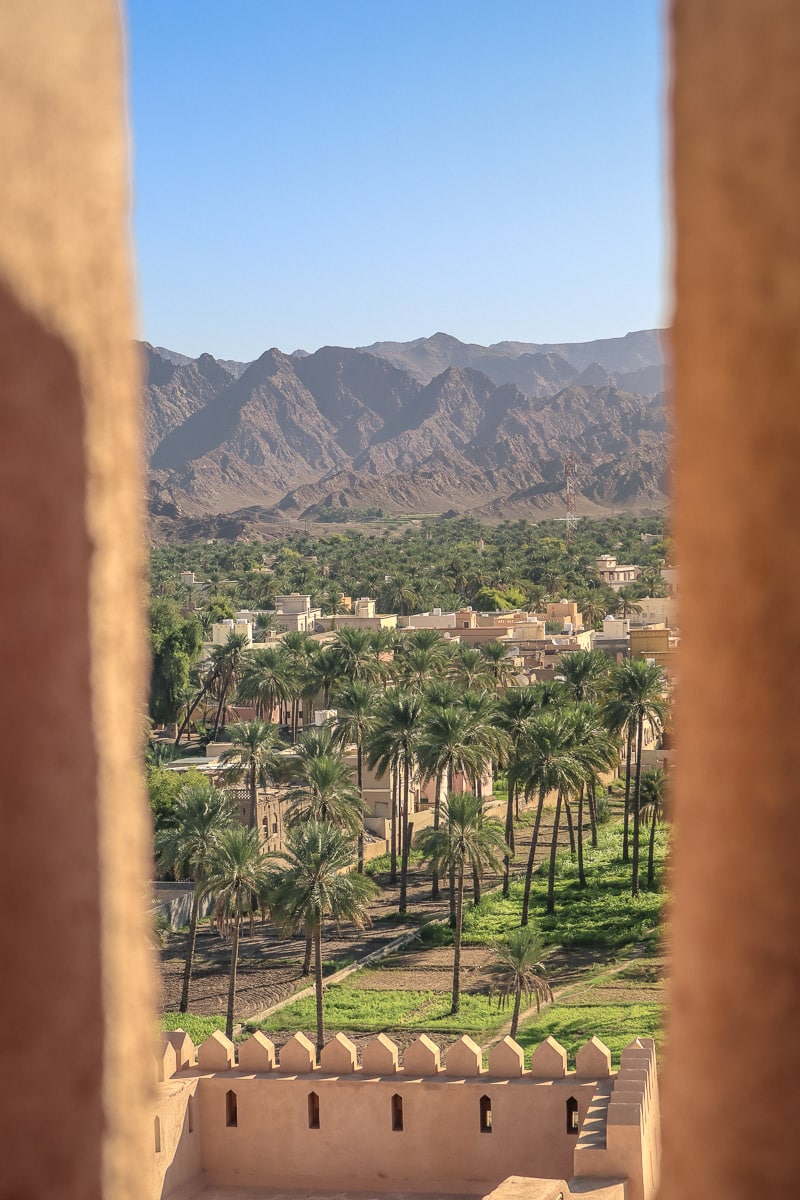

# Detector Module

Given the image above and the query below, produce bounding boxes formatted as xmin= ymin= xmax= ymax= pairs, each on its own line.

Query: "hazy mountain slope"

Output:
xmin=362 ymin=328 xmax=664 ymax=384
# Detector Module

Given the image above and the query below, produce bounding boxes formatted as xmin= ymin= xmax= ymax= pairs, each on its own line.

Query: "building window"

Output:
xmin=187 ymin=1095 xmax=194 ymax=1133
xmin=226 ymin=1090 xmax=238 ymax=1128
xmin=480 ymin=1095 xmax=493 ymax=1133
xmin=308 ymin=1091 xmax=320 ymax=1129
xmin=391 ymin=1093 xmax=404 ymax=1132
xmin=154 ymin=1116 xmax=161 ymax=1154
xmin=566 ymin=1096 xmax=579 ymax=1134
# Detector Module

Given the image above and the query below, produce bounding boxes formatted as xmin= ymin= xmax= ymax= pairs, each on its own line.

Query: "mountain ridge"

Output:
xmin=142 ymin=330 xmax=669 ymax=532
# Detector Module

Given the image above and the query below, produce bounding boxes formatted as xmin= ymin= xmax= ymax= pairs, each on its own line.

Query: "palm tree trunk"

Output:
xmin=225 ymin=905 xmax=241 ymax=1041
xmin=521 ymin=785 xmax=546 ymax=926
xmin=249 ymin=761 xmax=257 ymax=830
xmin=647 ymin=805 xmax=658 ymax=889
xmin=179 ymin=888 xmax=201 ymax=1013
xmin=510 ymin=978 xmax=522 ymax=1040
xmin=564 ymin=794 xmax=576 ymax=856
xmin=451 ymin=862 xmax=465 ymax=1015
xmin=631 ymin=716 xmax=644 ymax=898
xmin=622 ymin=723 xmax=633 ymax=863
xmin=577 ymin=782 xmax=588 ymax=887
xmin=431 ymin=770 xmax=443 ymax=900
xmin=302 ymin=933 xmax=312 ymax=976
xmin=546 ymin=790 xmax=563 ymax=916
xmin=399 ymin=755 xmax=410 ymax=915
xmin=212 ymin=684 xmax=228 ymax=739
xmin=588 ymin=778 xmax=599 ymax=848
xmin=175 ymin=684 xmax=208 ymax=746
xmin=503 ymin=776 xmax=514 ymax=899
xmin=314 ymin=920 xmax=325 ymax=1056
xmin=390 ymin=768 xmax=398 ymax=884
xmin=356 ymin=740 xmax=364 ymax=875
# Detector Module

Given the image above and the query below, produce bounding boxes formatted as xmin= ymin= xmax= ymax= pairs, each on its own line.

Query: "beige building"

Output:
xmin=274 ymin=594 xmax=322 ymax=633
xmin=595 ymin=555 xmax=640 ymax=591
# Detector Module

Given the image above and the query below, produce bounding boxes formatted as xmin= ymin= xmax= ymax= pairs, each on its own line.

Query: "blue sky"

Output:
xmin=126 ymin=1 xmax=666 ymax=360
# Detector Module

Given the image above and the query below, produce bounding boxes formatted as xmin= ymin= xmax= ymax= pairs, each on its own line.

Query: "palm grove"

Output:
xmin=152 ymin=609 xmax=669 ymax=1047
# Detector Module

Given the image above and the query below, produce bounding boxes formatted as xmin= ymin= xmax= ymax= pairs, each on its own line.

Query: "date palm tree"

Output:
xmin=269 ymin=823 xmax=377 ymax=1053
xmin=417 ymin=793 xmax=507 ymax=1015
xmin=219 ymin=719 xmax=283 ymax=829
xmin=448 ymin=644 xmax=492 ymax=690
xmin=331 ymin=626 xmax=381 ymax=684
xmin=479 ymin=640 xmax=518 ymax=690
xmin=488 ymin=926 xmax=553 ymax=1039
xmin=417 ymin=705 xmax=487 ymax=901
xmin=156 ymin=778 xmax=235 ymax=1014
xmin=559 ymin=648 xmax=610 ymax=704
xmin=496 ymin=686 xmax=543 ymax=896
xmin=304 ymin=645 xmax=342 ymax=710
xmin=283 ymin=750 xmax=364 ymax=837
xmin=282 ymin=631 xmax=317 ymax=741
xmin=329 ymin=680 xmax=379 ymax=872
xmin=604 ymin=658 xmax=668 ymax=896
xmin=236 ymin=645 xmax=293 ymax=722
xmin=365 ymin=688 xmax=425 ymax=914
xmin=201 ymin=825 xmax=271 ymax=1039
xmin=569 ymin=704 xmax=618 ymax=887
xmin=510 ymin=711 xmax=584 ymax=925
xmin=209 ymin=630 xmax=249 ymax=737
xmin=639 ymin=766 xmax=668 ymax=889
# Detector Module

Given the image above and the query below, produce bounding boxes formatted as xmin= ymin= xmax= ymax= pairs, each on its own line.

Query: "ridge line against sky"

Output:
xmin=128 ymin=0 xmax=666 ymax=361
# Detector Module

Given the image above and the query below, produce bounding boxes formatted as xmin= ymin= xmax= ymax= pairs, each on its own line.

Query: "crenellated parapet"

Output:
xmin=156 ymin=1028 xmax=615 ymax=1080
xmin=151 ymin=1028 xmax=657 ymax=1200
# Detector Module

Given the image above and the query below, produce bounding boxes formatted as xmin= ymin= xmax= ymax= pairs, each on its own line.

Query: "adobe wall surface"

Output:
xmin=667 ymin=1 xmax=800 ymax=1196
xmin=0 ymin=2 xmax=153 ymax=1198
xmin=154 ymin=1032 xmax=658 ymax=1200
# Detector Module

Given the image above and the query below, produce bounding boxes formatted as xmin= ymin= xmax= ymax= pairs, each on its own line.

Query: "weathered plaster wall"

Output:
xmin=666 ymin=1 xmax=800 ymax=1197
xmin=0 ymin=2 xmax=153 ymax=1197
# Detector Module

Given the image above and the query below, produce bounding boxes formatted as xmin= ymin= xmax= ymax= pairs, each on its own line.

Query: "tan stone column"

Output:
xmin=666 ymin=1 xmax=800 ymax=1196
xmin=0 ymin=3 xmax=153 ymax=1197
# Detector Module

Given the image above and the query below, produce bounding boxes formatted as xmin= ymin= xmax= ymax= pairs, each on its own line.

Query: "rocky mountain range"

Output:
xmin=144 ymin=331 xmax=669 ymax=535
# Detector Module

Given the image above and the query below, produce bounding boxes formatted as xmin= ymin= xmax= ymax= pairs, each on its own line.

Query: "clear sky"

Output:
xmin=126 ymin=0 xmax=666 ymax=360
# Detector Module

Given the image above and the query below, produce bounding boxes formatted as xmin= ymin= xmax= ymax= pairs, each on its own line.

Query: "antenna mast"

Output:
xmin=564 ymin=455 xmax=577 ymax=546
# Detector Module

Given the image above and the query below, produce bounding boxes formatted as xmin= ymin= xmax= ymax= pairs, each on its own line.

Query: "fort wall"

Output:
xmin=152 ymin=1031 xmax=659 ymax=1200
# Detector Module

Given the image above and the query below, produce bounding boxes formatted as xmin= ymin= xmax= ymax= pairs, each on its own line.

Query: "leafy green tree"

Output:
xmin=149 ymin=599 xmax=203 ymax=726
xmin=201 ymin=826 xmax=271 ymax=1039
xmin=488 ymin=926 xmax=553 ymax=1039
xmin=417 ymin=793 xmax=506 ymax=1014
xmin=219 ymin=719 xmax=283 ymax=828
xmin=156 ymin=779 xmax=235 ymax=1013
xmin=269 ymin=823 xmax=377 ymax=1052
xmin=147 ymin=762 xmax=182 ymax=833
